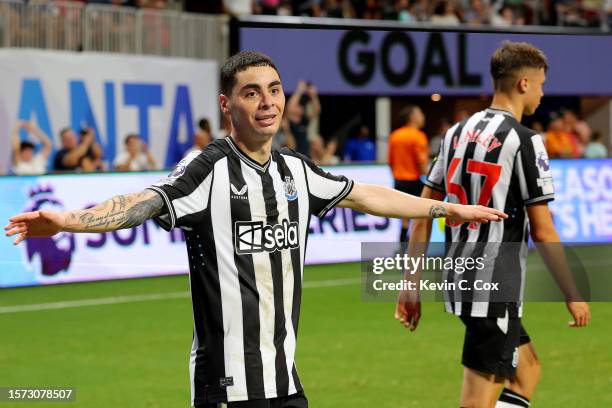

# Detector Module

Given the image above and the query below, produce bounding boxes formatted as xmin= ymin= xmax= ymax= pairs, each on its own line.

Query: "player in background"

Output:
xmin=6 ymin=51 xmax=506 ymax=408
xmin=388 ymin=105 xmax=430 ymax=247
xmin=395 ymin=42 xmax=590 ymax=408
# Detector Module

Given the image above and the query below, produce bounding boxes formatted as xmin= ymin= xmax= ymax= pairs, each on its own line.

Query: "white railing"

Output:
xmin=0 ymin=0 xmax=228 ymax=62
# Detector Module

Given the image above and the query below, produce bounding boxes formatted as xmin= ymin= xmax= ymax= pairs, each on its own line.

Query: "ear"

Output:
xmin=517 ymin=76 xmax=529 ymax=94
xmin=219 ymin=94 xmax=231 ymax=115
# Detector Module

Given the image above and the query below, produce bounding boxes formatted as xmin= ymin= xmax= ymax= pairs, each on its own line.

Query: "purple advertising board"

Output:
xmin=238 ymin=25 xmax=612 ymax=96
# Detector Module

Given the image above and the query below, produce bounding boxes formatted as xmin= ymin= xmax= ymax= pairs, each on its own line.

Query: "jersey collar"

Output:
xmin=486 ymin=107 xmax=515 ymax=118
xmin=225 ymin=137 xmax=271 ymax=173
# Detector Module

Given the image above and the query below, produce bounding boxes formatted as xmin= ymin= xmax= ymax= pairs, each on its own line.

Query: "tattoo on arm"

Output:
xmin=64 ymin=190 xmax=166 ymax=232
xmin=429 ymin=205 xmax=447 ymax=218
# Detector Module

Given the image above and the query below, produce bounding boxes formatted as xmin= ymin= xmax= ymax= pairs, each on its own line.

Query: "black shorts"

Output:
xmin=394 ymin=179 xmax=424 ymax=197
xmin=459 ymin=316 xmax=531 ymax=379
xmin=195 ymin=392 xmax=308 ymax=408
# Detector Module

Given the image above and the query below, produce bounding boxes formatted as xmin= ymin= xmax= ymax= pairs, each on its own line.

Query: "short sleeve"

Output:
xmin=146 ymin=150 xmax=214 ymax=230
xmin=424 ymin=138 xmax=445 ymax=193
xmin=292 ymin=151 xmax=354 ymax=218
xmin=515 ymin=134 xmax=554 ymax=205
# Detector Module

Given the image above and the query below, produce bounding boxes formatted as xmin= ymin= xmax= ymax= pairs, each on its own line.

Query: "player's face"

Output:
xmin=523 ymin=68 xmax=546 ymax=116
xmin=221 ymin=66 xmax=285 ymax=142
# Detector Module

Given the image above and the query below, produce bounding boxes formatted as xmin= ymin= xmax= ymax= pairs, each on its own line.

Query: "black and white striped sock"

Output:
xmin=496 ymin=388 xmax=530 ymax=407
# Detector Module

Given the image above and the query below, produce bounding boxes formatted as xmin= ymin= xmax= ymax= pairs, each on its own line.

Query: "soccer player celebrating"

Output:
xmin=395 ymin=42 xmax=591 ymax=408
xmin=5 ymin=51 xmax=505 ymax=408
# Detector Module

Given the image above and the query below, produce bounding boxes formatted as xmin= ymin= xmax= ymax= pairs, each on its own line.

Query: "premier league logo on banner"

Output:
xmin=24 ymin=185 xmax=75 ymax=277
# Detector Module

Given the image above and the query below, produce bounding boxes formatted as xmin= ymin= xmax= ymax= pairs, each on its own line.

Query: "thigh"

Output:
xmin=460 ymin=316 xmax=522 ymax=379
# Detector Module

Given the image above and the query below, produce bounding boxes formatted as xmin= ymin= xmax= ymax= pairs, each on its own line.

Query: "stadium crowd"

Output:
xmin=9 ymin=0 xmax=611 ymax=28
xmin=6 ymin=98 xmax=609 ymax=176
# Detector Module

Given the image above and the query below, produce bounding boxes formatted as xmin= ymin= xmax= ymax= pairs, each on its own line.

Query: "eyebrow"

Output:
xmin=239 ymin=80 xmax=282 ymax=92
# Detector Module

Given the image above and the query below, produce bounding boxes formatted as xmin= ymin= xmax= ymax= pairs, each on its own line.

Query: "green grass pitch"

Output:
xmin=1 ymin=246 xmax=611 ymax=407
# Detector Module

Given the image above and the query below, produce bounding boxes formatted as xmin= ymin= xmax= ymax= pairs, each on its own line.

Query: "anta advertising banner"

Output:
xmin=0 ymin=49 xmax=218 ymax=173
xmin=238 ymin=26 xmax=612 ymax=96
xmin=0 ymin=160 xmax=609 ymax=288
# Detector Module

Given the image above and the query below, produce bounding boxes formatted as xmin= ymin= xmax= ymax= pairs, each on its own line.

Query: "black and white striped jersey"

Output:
xmin=147 ymin=137 xmax=353 ymax=405
xmin=425 ymin=108 xmax=554 ymax=318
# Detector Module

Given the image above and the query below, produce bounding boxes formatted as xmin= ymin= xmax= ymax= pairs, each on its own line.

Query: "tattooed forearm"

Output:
xmin=63 ymin=190 xmax=165 ymax=232
xmin=429 ymin=205 xmax=447 ymax=218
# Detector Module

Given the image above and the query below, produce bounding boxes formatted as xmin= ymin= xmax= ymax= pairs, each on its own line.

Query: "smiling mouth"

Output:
xmin=256 ymin=114 xmax=276 ymax=121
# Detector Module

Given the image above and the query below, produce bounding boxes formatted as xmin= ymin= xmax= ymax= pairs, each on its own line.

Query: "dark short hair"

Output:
xmin=20 ymin=141 xmax=35 ymax=151
xmin=490 ymin=41 xmax=548 ymax=93
xmin=220 ymin=51 xmax=279 ymax=96
xmin=124 ymin=134 xmax=140 ymax=145
xmin=59 ymin=127 xmax=73 ymax=138
xmin=198 ymin=118 xmax=210 ymax=133
xmin=401 ymin=104 xmax=420 ymax=123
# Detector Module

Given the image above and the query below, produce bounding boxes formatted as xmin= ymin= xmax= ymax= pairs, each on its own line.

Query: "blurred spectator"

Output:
xmin=136 ymin=0 xmax=169 ymax=9
xmin=287 ymin=80 xmax=321 ymax=157
xmin=223 ymin=0 xmax=254 ymax=16
xmin=10 ymin=121 xmax=52 ymax=176
xmin=184 ymin=0 xmax=223 ymax=13
xmin=531 ymin=120 xmax=545 ymax=135
xmin=545 ymin=113 xmax=580 ymax=158
xmin=218 ymin=114 xmax=232 ymax=140
xmin=388 ymin=105 xmax=429 ymax=245
xmin=310 ymin=135 xmax=339 ymax=165
xmin=409 ymin=0 xmax=431 ymax=21
xmin=464 ymin=0 xmax=491 ymax=25
xmin=584 ymin=131 xmax=608 ymax=158
xmin=78 ymin=128 xmax=106 ymax=172
xmin=87 ymin=0 xmax=138 ymax=5
xmin=257 ymin=0 xmax=281 ymax=14
xmin=491 ymin=4 xmax=514 ymax=26
xmin=562 ymin=108 xmax=590 ymax=155
xmin=272 ymin=117 xmax=296 ymax=150
xmin=113 ymin=134 xmax=157 ymax=171
xmin=396 ymin=0 xmax=416 ymax=21
xmin=54 ymin=127 xmax=96 ymax=172
xmin=343 ymin=125 xmax=376 ymax=162
xmin=363 ymin=0 xmax=383 ymax=19
xmin=430 ymin=0 xmax=460 ymax=24
xmin=429 ymin=117 xmax=451 ymax=159
xmin=185 ymin=118 xmax=213 ymax=155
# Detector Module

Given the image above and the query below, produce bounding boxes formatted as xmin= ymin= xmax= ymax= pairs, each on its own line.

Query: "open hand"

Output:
xmin=4 ymin=211 xmax=65 ymax=245
xmin=446 ymin=204 xmax=507 ymax=224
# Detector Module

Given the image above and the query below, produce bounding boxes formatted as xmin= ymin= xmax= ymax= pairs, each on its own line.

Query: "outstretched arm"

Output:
xmin=5 ymin=190 xmax=165 ymax=245
xmin=337 ymin=182 xmax=506 ymax=223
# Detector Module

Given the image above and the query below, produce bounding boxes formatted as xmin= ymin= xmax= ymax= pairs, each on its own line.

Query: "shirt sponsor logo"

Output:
xmin=235 ymin=219 xmax=299 ymax=254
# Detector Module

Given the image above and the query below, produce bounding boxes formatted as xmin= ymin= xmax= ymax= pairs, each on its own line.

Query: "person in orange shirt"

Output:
xmin=545 ymin=114 xmax=580 ymax=158
xmin=388 ymin=105 xmax=430 ymax=245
